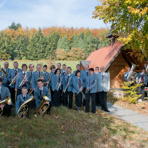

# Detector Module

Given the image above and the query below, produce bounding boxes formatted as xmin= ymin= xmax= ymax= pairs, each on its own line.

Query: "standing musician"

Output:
xmin=85 ymin=68 xmax=97 ymax=113
xmin=57 ymin=63 xmax=62 ymax=71
xmin=60 ymin=64 xmax=67 ymax=104
xmin=95 ymin=67 xmax=100 ymax=106
xmin=8 ymin=61 xmax=22 ymax=104
xmin=49 ymin=65 xmax=56 ymax=100
xmin=51 ymin=68 xmax=62 ymax=107
xmin=31 ymin=64 xmax=44 ymax=90
xmin=0 ymin=78 xmax=12 ymax=117
xmin=0 ymin=67 xmax=7 ymax=87
xmin=136 ymin=68 xmax=147 ymax=101
xmin=81 ymin=64 xmax=90 ymax=106
xmin=34 ymin=80 xmax=51 ymax=114
xmin=73 ymin=64 xmax=82 ymax=76
xmin=15 ymin=64 xmax=30 ymax=96
xmin=15 ymin=87 xmax=31 ymax=117
xmin=124 ymin=67 xmax=131 ymax=81
xmin=28 ymin=64 xmax=34 ymax=94
xmin=3 ymin=62 xmax=11 ymax=87
xmin=63 ymin=67 xmax=73 ymax=108
xmin=72 ymin=70 xmax=84 ymax=110
xmin=42 ymin=65 xmax=50 ymax=86
xmin=97 ymin=66 xmax=110 ymax=112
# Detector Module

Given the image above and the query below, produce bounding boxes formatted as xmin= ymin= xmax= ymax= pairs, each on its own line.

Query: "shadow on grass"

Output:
xmin=0 ymin=105 xmax=147 ymax=148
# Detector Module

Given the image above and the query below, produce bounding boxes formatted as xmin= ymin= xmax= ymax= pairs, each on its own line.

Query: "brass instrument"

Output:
xmin=63 ymin=77 xmax=72 ymax=93
xmin=19 ymin=73 xmax=28 ymax=87
xmin=34 ymin=96 xmax=50 ymax=117
xmin=17 ymin=96 xmax=35 ymax=118
xmin=127 ymin=63 xmax=137 ymax=82
xmin=37 ymin=72 xmax=46 ymax=81
xmin=0 ymin=68 xmax=8 ymax=78
xmin=46 ymin=73 xmax=52 ymax=88
xmin=0 ymin=71 xmax=3 ymax=78
xmin=57 ymin=75 xmax=63 ymax=91
xmin=0 ymin=96 xmax=11 ymax=116
xmin=9 ymin=75 xmax=17 ymax=86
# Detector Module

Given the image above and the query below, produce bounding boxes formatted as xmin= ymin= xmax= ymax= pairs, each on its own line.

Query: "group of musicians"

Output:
xmin=124 ymin=64 xmax=148 ymax=101
xmin=0 ymin=61 xmax=110 ymax=117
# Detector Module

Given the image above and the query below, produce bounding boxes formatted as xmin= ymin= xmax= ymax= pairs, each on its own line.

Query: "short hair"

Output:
xmin=76 ymin=64 xmax=80 ymax=67
xmin=0 ymin=78 xmax=3 ymax=82
xmin=37 ymin=79 xmax=43 ymax=83
xmin=29 ymin=64 xmax=34 ymax=68
xmin=63 ymin=64 xmax=66 ymax=67
xmin=75 ymin=70 xmax=81 ymax=76
xmin=4 ymin=62 xmax=9 ymax=65
xmin=95 ymin=67 xmax=99 ymax=70
xmin=54 ymin=68 xmax=61 ymax=74
xmin=142 ymin=68 xmax=145 ymax=70
xmin=22 ymin=64 xmax=27 ymax=69
xmin=22 ymin=87 xmax=28 ymax=90
xmin=36 ymin=64 xmax=41 ymax=67
xmin=67 ymin=67 xmax=72 ymax=70
xmin=13 ymin=61 xmax=18 ymax=65
xmin=50 ymin=65 xmax=55 ymax=70
xmin=89 ymin=68 xmax=94 ymax=72
xmin=57 ymin=63 xmax=61 ymax=66
xmin=43 ymin=65 xmax=47 ymax=68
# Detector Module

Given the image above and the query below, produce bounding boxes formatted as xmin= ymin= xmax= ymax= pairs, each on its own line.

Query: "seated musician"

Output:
xmin=136 ymin=68 xmax=147 ymax=101
xmin=85 ymin=68 xmax=97 ymax=113
xmin=15 ymin=87 xmax=31 ymax=116
xmin=0 ymin=78 xmax=12 ymax=117
xmin=34 ymin=80 xmax=51 ymax=114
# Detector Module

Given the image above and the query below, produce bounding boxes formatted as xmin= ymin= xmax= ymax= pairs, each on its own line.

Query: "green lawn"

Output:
xmin=0 ymin=60 xmax=80 ymax=72
xmin=0 ymin=106 xmax=147 ymax=148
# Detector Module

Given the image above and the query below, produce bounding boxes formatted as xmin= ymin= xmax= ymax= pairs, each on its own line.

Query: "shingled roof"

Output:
xmin=86 ymin=41 xmax=123 ymax=71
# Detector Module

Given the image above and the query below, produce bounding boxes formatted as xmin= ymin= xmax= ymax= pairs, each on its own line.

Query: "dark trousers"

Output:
xmin=75 ymin=93 xmax=82 ymax=108
xmin=17 ymin=89 xmax=22 ymax=96
xmin=138 ymin=85 xmax=145 ymax=100
xmin=50 ymin=87 xmax=54 ymax=101
xmin=98 ymin=91 xmax=108 ymax=110
xmin=10 ymin=87 xmax=16 ymax=104
xmin=3 ymin=104 xmax=12 ymax=117
xmin=86 ymin=92 xmax=96 ymax=113
xmin=53 ymin=90 xmax=61 ymax=107
xmin=28 ymin=89 xmax=36 ymax=109
xmin=60 ymin=85 xmax=63 ymax=105
xmin=82 ymin=88 xmax=86 ymax=106
xmin=96 ymin=92 xmax=100 ymax=106
xmin=63 ymin=90 xmax=73 ymax=109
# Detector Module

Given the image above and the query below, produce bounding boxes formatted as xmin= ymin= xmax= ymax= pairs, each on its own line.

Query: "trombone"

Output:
xmin=9 ymin=75 xmax=17 ymax=86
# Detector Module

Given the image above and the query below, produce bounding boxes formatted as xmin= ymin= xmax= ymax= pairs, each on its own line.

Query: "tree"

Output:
xmin=93 ymin=0 xmax=148 ymax=59
xmin=8 ymin=22 xmax=22 ymax=30
xmin=57 ymin=36 xmax=70 ymax=52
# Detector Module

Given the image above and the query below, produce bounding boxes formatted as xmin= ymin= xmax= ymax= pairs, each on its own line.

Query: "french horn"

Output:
xmin=34 ymin=96 xmax=50 ymax=117
xmin=0 ymin=96 xmax=11 ymax=116
xmin=17 ymin=96 xmax=35 ymax=118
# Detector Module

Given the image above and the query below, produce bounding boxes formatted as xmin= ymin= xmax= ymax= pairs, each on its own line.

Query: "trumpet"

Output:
xmin=19 ymin=73 xmax=28 ymax=87
xmin=0 ymin=96 xmax=11 ymax=116
xmin=34 ymin=96 xmax=50 ymax=117
xmin=17 ymin=96 xmax=35 ymax=118
xmin=9 ymin=75 xmax=17 ymax=86
xmin=0 ymin=68 xmax=8 ymax=78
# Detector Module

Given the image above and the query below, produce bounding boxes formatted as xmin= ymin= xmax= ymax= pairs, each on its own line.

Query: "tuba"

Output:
xmin=127 ymin=63 xmax=137 ymax=81
xmin=34 ymin=96 xmax=50 ymax=117
xmin=0 ymin=96 xmax=11 ymax=116
xmin=17 ymin=96 xmax=35 ymax=118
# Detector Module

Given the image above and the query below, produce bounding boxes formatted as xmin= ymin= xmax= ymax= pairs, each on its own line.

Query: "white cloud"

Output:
xmin=0 ymin=0 xmax=110 ymax=30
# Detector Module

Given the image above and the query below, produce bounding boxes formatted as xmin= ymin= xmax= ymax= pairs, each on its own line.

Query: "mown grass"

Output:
xmin=0 ymin=60 xmax=79 ymax=72
xmin=0 ymin=106 xmax=148 ymax=148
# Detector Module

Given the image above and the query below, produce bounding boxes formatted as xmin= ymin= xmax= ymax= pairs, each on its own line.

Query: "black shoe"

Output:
xmin=104 ymin=109 xmax=110 ymax=112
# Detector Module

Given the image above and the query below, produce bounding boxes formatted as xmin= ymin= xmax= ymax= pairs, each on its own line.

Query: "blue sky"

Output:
xmin=0 ymin=0 xmax=110 ymax=30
